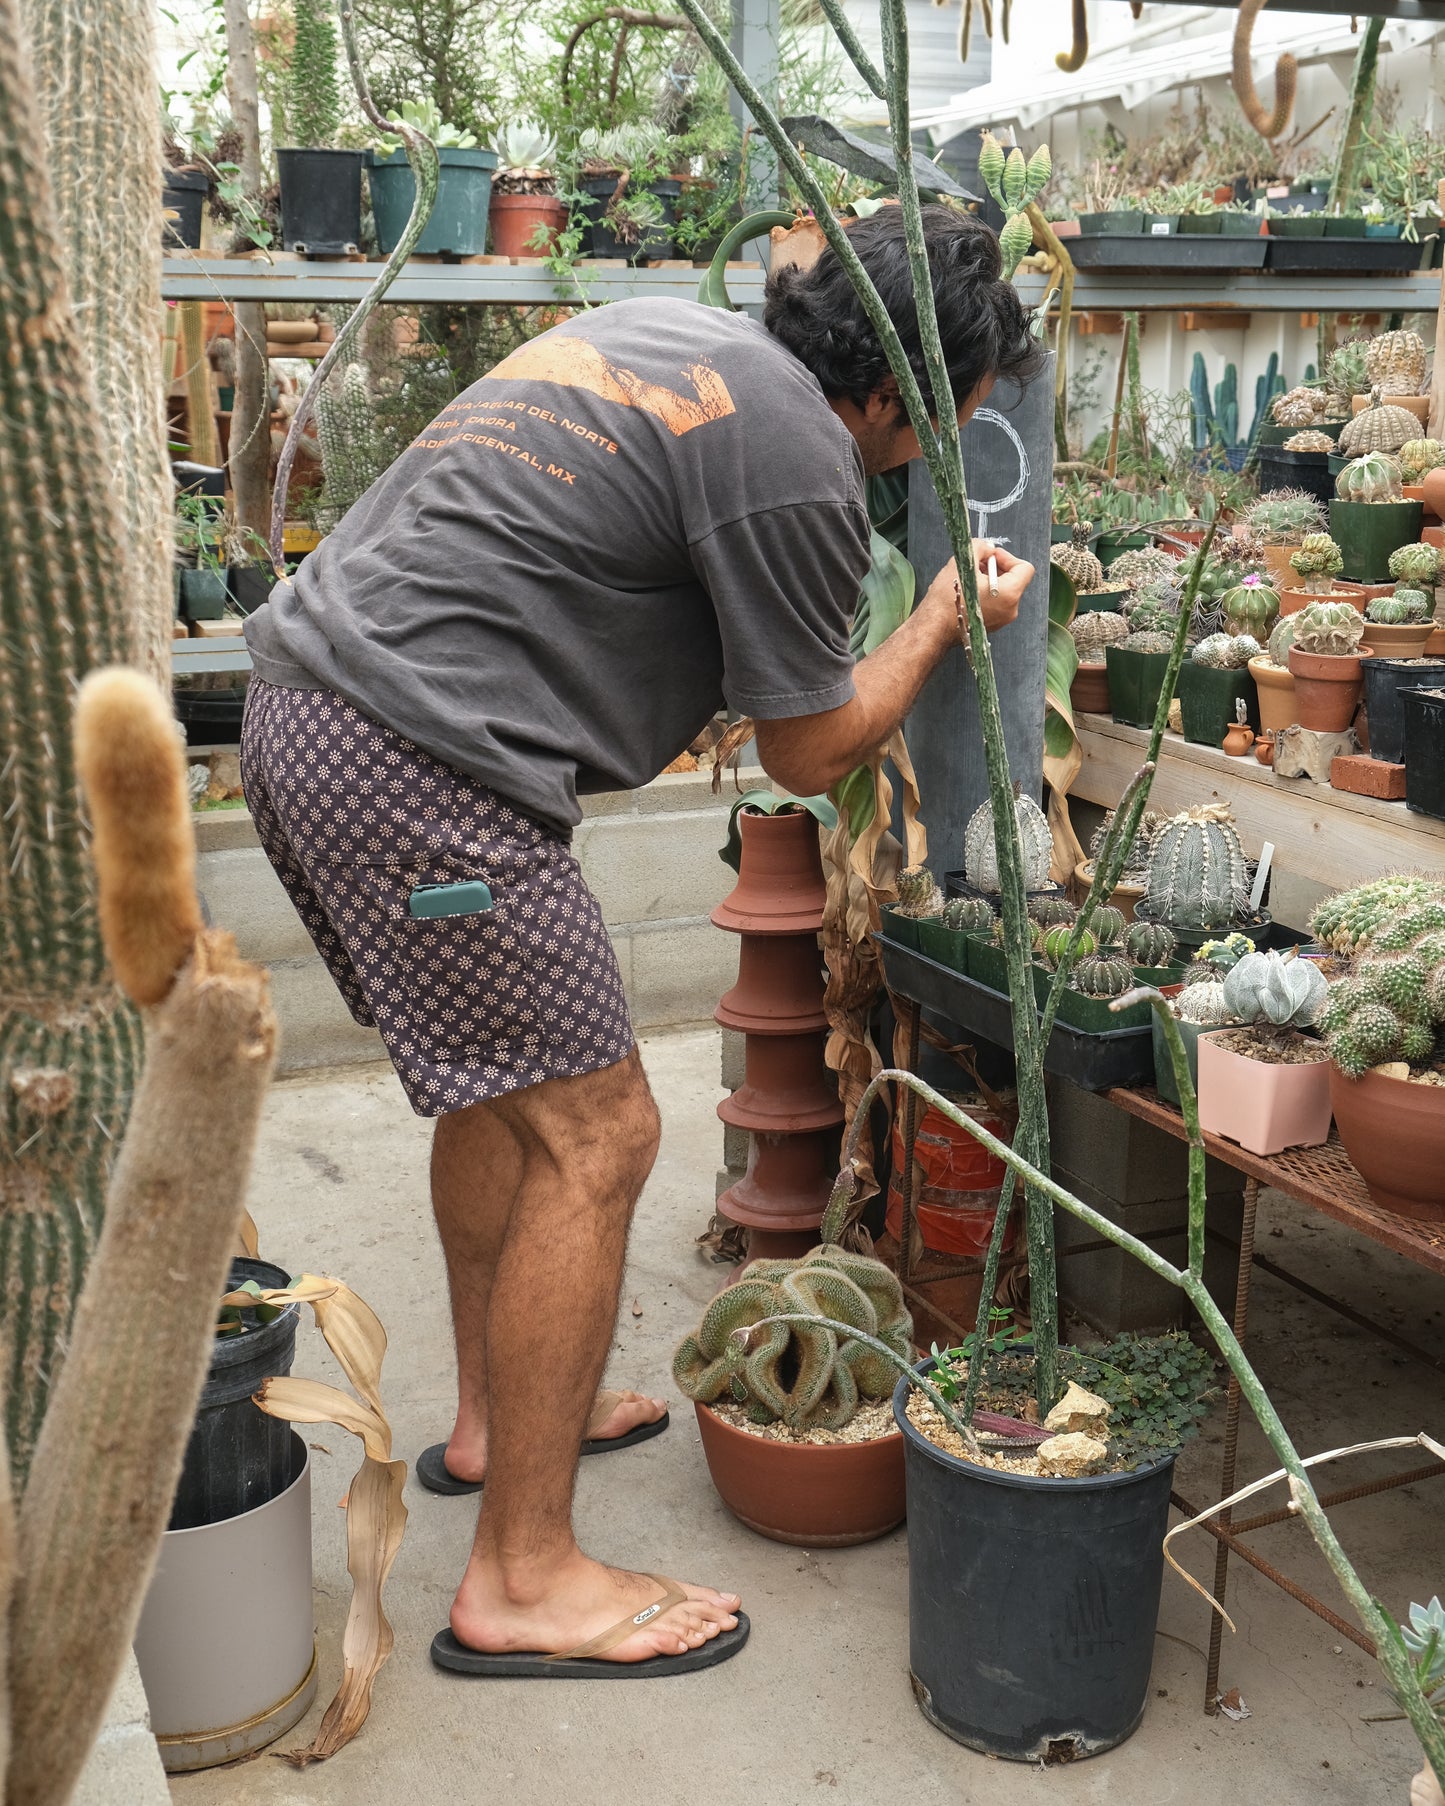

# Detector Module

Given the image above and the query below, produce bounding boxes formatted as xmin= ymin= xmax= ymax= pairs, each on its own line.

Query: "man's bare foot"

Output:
xmin=443 ymin=1391 xmax=667 ymax=1484
xmin=451 ymin=1550 xmax=740 ymax=1663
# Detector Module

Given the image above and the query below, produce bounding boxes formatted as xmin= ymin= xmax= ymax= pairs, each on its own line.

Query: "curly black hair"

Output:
xmin=763 ymin=204 xmax=1045 ymax=416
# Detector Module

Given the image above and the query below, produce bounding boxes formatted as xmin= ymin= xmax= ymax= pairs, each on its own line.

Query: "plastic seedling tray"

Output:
xmin=1264 ymin=236 xmax=1422 ymax=273
xmin=1068 ymin=235 xmax=1267 ymax=271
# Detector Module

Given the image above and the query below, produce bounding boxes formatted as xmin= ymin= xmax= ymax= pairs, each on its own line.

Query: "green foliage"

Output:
xmin=174 ymin=492 xmax=226 ymax=573
xmin=1063 ymin=1332 xmax=1218 ymax=1462
xmin=373 ymin=97 xmax=477 ymax=153
xmin=1382 ymin=1597 xmax=1445 ymax=1719
xmin=978 ymin=132 xmax=1051 ymax=277
xmin=287 ymin=0 xmax=342 ymax=148
xmin=216 ymin=1278 xmax=285 ymax=1338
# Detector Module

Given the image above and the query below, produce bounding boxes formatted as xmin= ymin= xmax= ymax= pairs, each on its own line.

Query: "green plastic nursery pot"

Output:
xmin=916 ymin=919 xmax=970 ymax=974
xmin=880 ymin=905 xmax=920 ymax=951
xmin=1323 ymin=215 xmax=1366 ymax=238
xmin=368 ymin=146 xmax=499 ymax=256
xmin=1177 ymin=663 xmax=1260 ymax=747
xmin=1130 ymin=906 xmax=1272 ymax=958
xmin=1328 ymin=499 xmax=1424 ymax=583
xmin=1105 ymin=644 xmax=1174 ymax=730
xmin=1078 ymin=211 xmax=1143 ymax=235
xmin=967 ymin=937 xmax=1008 ymax=993
xmin=1177 ymin=214 xmax=1222 ymax=235
xmin=1269 ymin=216 xmax=1327 ymax=238
xmin=1153 ymin=1009 xmax=1206 ymax=1109
xmin=1073 ymin=586 xmax=1130 ymax=613
xmin=1219 ymin=213 xmax=1264 ymax=238
xmin=179 ymin=568 xmax=229 ymax=620
xmin=1096 ymin=530 xmax=1149 ymax=568
xmin=1050 ymin=985 xmax=1152 ymax=1033
xmin=1143 ymin=214 xmax=1179 ymax=238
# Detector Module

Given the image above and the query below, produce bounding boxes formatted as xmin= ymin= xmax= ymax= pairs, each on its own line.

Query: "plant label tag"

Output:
xmin=1151 ymin=221 xmax=1172 ymax=236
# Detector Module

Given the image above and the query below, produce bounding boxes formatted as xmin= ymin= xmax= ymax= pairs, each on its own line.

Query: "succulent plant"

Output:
xmin=1282 ymin=430 xmax=1335 ymax=453
xmin=1266 ymin=613 xmax=1298 ymax=669
xmin=1310 ymin=874 xmax=1445 ymax=956
xmin=1089 ymin=806 xmax=1161 ymax=881
xmin=1220 ymin=575 xmax=1279 ymax=637
xmin=1069 ymin=610 xmax=1129 ymax=659
xmin=1366 ymin=588 xmax=1430 ymax=625
xmin=1397 ymin=439 xmax=1445 ymax=486
xmin=1051 ymin=522 xmax=1104 ymax=594
xmin=1029 ymin=894 xmax=1076 ymax=929
xmin=1175 ymin=978 xmax=1234 ymax=1026
xmin=1289 ymin=532 xmax=1343 ymax=589
xmin=1335 ymin=451 xmax=1404 ymax=503
xmin=494 ymin=117 xmax=559 ymax=174
xmin=1244 ymin=489 xmax=1326 ymax=545
xmin=1388 ymin=541 xmax=1441 ymax=585
xmin=1190 ymin=632 xmax=1259 ymax=669
xmin=895 ymin=865 xmax=945 ymax=918
xmin=1290 ymin=599 xmax=1365 ymax=658
xmin=964 ymin=788 xmax=1053 ymax=893
xmin=1108 ymin=547 xmax=1176 ymax=592
xmin=1122 ymin=629 xmax=1176 ymax=654
xmin=1321 ymin=893 xmax=1445 ymax=1076
xmin=1338 ymin=389 xmax=1421 ymax=459
xmin=1141 ymin=805 xmax=1248 ymax=932
xmin=672 ymin=1247 xmax=913 ymax=1432
xmin=1090 ymin=904 xmax=1127 ymax=947
xmin=943 ymin=894 xmax=994 ymax=933
xmin=1221 ymin=948 xmax=1328 ymax=1036
xmin=1041 ymin=923 xmax=1092 ymax=966
xmin=1364 ymin=329 xmax=1427 ymax=396
xmin=1124 ymin=917 xmax=1176 ymax=968
xmin=1196 ymin=931 xmax=1255 ymax=971
xmin=1072 ymin=951 xmax=1134 ymax=998
xmin=1323 ymin=339 xmax=1370 ymax=404
xmin=1271 ymin=386 xmax=1324 ymax=428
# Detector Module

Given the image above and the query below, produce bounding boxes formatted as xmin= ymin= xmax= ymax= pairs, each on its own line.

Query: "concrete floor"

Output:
xmin=171 ymin=1029 xmax=1441 ymax=1806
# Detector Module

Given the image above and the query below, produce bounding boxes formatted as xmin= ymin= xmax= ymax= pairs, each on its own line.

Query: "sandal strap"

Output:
xmin=545 ymin=1577 xmax=688 ymax=1663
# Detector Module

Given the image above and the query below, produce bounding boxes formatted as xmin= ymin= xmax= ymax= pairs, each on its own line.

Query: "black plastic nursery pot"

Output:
xmin=1264 ymin=236 xmax=1421 ymax=273
xmin=172 ymin=686 xmax=248 ymax=745
xmin=276 ymin=148 xmax=365 ymax=255
xmin=1256 ymin=445 xmax=1333 ymax=507
xmin=577 ymin=175 xmax=682 ymax=263
xmin=1105 ymin=644 xmax=1174 ymax=729
xmin=178 ymin=568 xmax=229 ymax=621
xmin=1363 ymin=659 xmax=1445 ymax=764
xmin=1403 ymin=688 xmax=1445 ymax=818
xmin=1131 ymin=905 xmax=1274 ymax=958
xmin=1077 ymin=211 xmax=1143 ymax=235
xmin=1328 ymin=499 xmax=1425 ymax=584
xmin=1067 ymin=235 xmax=1267 ymax=272
xmin=895 ymin=1368 xmax=1176 ymax=1761
xmin=369 ymin=146 xmax=498 ymax=256
xmin=1177 ymin=663 xmax=1260 ymax=747
xmin=168 ymin=1258 xmax=300 ymax=1531
xmin=163 ymin=167 xmax=207 ymax=248
xmin=226 ymin=563 xmax=278 ymax=616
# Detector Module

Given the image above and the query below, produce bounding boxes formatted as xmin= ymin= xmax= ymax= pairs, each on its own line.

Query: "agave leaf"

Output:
xmin=718 ymin=789 xmax=837 ymax=872
xmin=695 ymin=208 xmax=795 ymax=310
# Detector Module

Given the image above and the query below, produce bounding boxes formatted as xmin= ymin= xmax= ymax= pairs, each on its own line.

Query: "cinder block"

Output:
xmin=267 ymin=957 xmax=385 ymax=1074
xmin=629 ymin=918 xmax=737 ymax=1028
xmin=193 ymin=804 xmax=261 ymax=853
xmin=722 ymin=1120 xmax=751 ymax=1170
xmin=72 ymin=1651 xmax=168 ymax=1806
xmin=1048 ymin=1080 xmax=1242 ymax=1206
xmin=636 ymin=766 xmax=765 ymax=815
xmin=1331 ymin=753 xmax=1406 ymax=799
xmin=578 ymin=787 xmax=637 ymax=819
xmin=198 ymin=845 xmax=317 ymax=962
xmin=720 ymin=1026 xmax=746 ymax=1091
xmin=574 ymin=812 xmax=737 ymax=924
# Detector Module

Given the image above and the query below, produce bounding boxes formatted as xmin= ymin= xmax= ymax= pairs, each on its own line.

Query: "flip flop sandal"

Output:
xmin=415 ymin=1390 xmax=671 ymax=1496
xmin=430 ymin=1577 xmax=750 ymax=1679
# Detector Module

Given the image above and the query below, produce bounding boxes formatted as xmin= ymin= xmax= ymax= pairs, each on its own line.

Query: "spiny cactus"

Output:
xmin=1070 ymin=609 xmax=1129 ymax=659
xmin=1197 ymin=932 xmax=1257 ymax=970
xmin=672 ymin=1247 xmax=913 ymax=1431
xmin=1029 ymin=894 xmax=1076 ymax=929
xmin=1108 ymin=547 xmax=1176 ymax=592
xmin=1364 ymin=330 xmax=1427 ymax=396
xmin=1290 ymin=532 xmax=1343 ymax=588
xmin=314 ymin=350 xmax=389 ymax=530
xmin=1073 ymin=951 xmax=1134 ymax=998
xmin=1088 ymin=806 xmax=1161 ymax=885
xmin=1335 ymin=451 xmax=1404 ymax=503
xmin=1244 ymin=489 xmax=1325 ymax=544
xmin=1309 ymin=874 xmax=1445 ymax=956
xmin=1272 ymin=385 xmax=1324 ymax=428
xmin=1221 ymin=948 xmax=1327 ymax=1037
xmin=1175 ymin=976 xmax=1234 ymax=1026
xmin=1366 ymin=588 xmax=1430 ymax=626
xmin=1338 ymin=388 xmax=1421 ymax=458
xmin=1324 ymin=338 xmax=1370 ymax=403
xmin=286 ymin=0 xmax=343 ymax=147
xmin=1266 ymin=613 xmax=1299 ymax=668
xmin=1051 ymin=521 xmax=1104 ymax=594
xmin=1321 ymin=897 xmax=1445 ymax=1076
xmin=944 ymin=894 xmax=993 ymax=933
xmin=1388 ymin=542 xmax=1441 ymax=586
xmin=1041 ymin=923 xmax=1092 ymax=966
xmin=964 ymin=787 xmax=1053 ymax=893
xmin=1122 ymin=630 xmax=1177 ymax=654
xmin=1397 ymin=439 xmax=1445 ymax=486
xmin=1126 ymin=593 xmax=1180 ymax=635
xmin=1291 ymin=600 xmax=1365 ymax=657
xmin=1220 ymin=575 xmax=1279 ymax=637
xmin=1191 ymin=632 xmax=1259 ymax=669
xmin=1090 ymin=904 xmax=1127 ymax=947
xmin=1124 ymin=917 xmax=1176 ymax=968
xmin=1141 ymin=806 xmax=1249 ymax=931
xmin=977 ymin=134 xmax=1052 ymax=278
xmin=1283 ymin=429 xmax=1335 ymax=453
xmin=895 ymin=865 xmax=945 ymax=918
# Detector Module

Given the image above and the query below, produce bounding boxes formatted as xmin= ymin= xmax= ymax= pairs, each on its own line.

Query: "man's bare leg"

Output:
xmin=433 ymin=1094 xmax=667 ymax=1484
xmin=448 ymin=1051 xmax=740 ymax=1661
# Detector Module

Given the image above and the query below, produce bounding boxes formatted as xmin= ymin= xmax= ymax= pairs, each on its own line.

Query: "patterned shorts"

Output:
xmin=239 ymin=680 xmax=635 ymax=1117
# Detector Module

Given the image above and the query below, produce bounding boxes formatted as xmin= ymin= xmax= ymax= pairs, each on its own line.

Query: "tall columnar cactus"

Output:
xmin=314 ymin=349 xmax=390 ymax=530
xmin=0 ymin=0 xmax=141 ymax=1480
xmin=1190 ymin=351 xmax=1214 ymax=450
xmin=1142 ymin=806 xmax=1249 ymax=931
xmin=672 ymin=1248 xmax=912 ymax=1431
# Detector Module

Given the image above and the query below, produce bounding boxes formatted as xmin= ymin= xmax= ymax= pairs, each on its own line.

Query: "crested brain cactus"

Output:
xmin=1122 ymin=630 xmax=1176 ymax=654
xmin=1335 ymin=450 xmax=1404 ymax=503
xmin=1291 ymin=600 xmax=1365 ymax=657
xmin=1388 ymin=542 xmax=1441 ymax=586
xmin=895 ymin=865 xmax=945 ymax=918
xmin=1220 ymin=575 xmax=1279 ymax=637
xmin=1364 ymin=329 xmax=1427 ymax=396
xmin=1072 ymin=951 xmax=1134 ymax=998
xmin=1366 ymin=588 xmax=1430 ymax=625
xmin=1142 ymin=805 xmax=1249 ymax=931
xmin=943 ymin=894 xmax=994 ymax=934
xmin=1197 ymin=931 xmax=1255 ymax=971
xmin=1290 ymin=533 xmax=1343 ymax=589
xmin=1317 ymin=884 xmax=1445 ymax=1076
xmin=1244 ymin=489 xmax=1326 ymax=545
xmin=672 ymin=1247 xmax=913 ymax=1432
xmin=1069 ymin=609 xmax=1129 ymax=659
xmin=1124 ymin=917 xmax=1176 ymax=967
xmin=1051 ymin=521 xmax=1105 ymax=594
xmin=964 ymin=788 xmax=1053 ymax=893
xmin=1221 ymin=948 xmax=1328 ymax=1036
xmin=1397 ymin=439 xmax=1445 ymax=486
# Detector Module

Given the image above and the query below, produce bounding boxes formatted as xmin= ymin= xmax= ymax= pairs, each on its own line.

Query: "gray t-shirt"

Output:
xmin=244 ymin=297 xmax=870 ymax=833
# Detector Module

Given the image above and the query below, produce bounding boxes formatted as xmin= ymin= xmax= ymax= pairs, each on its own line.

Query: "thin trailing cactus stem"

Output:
xmin=269 ymin=0 xmax=442 ymax=562
xmin=813 ymin=0 xmax=884 ymax=95
xmin=835 ymin=1067 xmax=1445 ymax=1788
xmin=1118 ymin=988 xmax=1206 ymax=1280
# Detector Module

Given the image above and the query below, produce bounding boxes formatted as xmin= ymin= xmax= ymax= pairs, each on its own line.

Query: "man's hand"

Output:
xmin=921 ymin=541 xmax=1035 ymax=637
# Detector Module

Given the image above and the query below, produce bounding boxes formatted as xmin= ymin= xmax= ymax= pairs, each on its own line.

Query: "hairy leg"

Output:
xmin=449 ymin=1051 xmax=739 ymax=1661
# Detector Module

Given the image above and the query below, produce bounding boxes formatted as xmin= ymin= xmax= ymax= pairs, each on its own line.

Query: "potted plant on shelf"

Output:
xmin=575 ymin=124 xmax=683 ymax=264
xmin=1050 ymin=521 xmax=1128 ymax=610
xmin=175 ymin=492 xmax=230 ymax=622
xmin=1339 ymin=385 xmax=1428 ymax=461
xmin=1286 ymin=599 xmax=1370 ymax=732
xmin=1068 ymin=607 xmax=1127 ymax=713
xmin=1157 ymin=181 xmax=1219 ymax=235
xmin=1073 ymin=807 xmax=1163 ymax=922
xmin=1362 ymin=585 xmax=1436 ymax=660
xmin=1331 ymin=452 xmax=1424 ymax=584
xmin=1248 ymin=612 xmax=1301 ymax=736
xmin=368 ymin=100 xmax=498 ymax=257
xmin=880 ymin=862 xmax=943 ymax=950
xmin=1243 ymin=489 xmax=1326 ymax=592
xmin=673 ymin=1245 xmax=913 ymax=1544
xmin=1403 ymin=684 xmax=1445 ymax=818
xmin=1106 ymin=612 xmax=1178 ymax=728
xmin=1196 ymin=949 xmax=1332 ymax=1155
xmin=1149 ymin=938 xmax=1247 ymax=1105
xmin=275 ymin=0 xmax=363 ymax=256
xmin=1220 ymin=571 xmax=1279 ymax=637
xmin=1177 ymin=631 xmax=1262 ymax=747
xmin=1362 ymin=330 xmax=1430 ymax=418
xmin=1132 ymin=804 xmax=1270 ymax=954
xmin=488 ymin=119 xmax=567 ymax=258
xmin=1312 ymin=875 xmax=1445 ymax=1221
xmin=1287 ymin=530 xmax=1344 ymax=602
xmin=1398 ymin=438 xmax=1445 ymax=512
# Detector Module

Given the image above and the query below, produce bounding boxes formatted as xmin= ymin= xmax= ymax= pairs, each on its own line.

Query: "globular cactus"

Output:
xmin=1221 ymin=575 xmax=1279 ymax=637
xmin=1124 ymin=917 xmax=1176 ymax=967
xmin=1109 ymin=547 xmax=1176 ymax=592
xmin=944 ymin=894 xmax=994 ymax=933
xmin=1271 ymin=386 xmax=1324 ymax=428
xmin=1245 ymin=489 xmax=1325 ymax=545
xmin=1221 ymin=948 xmax=1327 ymax=1033
xmin=1338 ymin=389 xmax=1421 ymax=459
xmin=1073 ymin=952 xmax=1134 ymax=998
xmin=1125 ymin=594 xmax=1179 ymax=635
xmin=964 ymin=788 xmax=1053 ymax=893
xmin=1321 ymin=897 xmax=1445 ymax=1075
xmin=1283 ymin=429 xmax=1336 ymax=453
xmin=1366 ymin=588 xmax=1430 ymax=625
xmin=1290 ymin=532 xmax=1343 ymax=589
xmin=1142 ymin=805 xmax=1249 ymax=931
xmin=1176 ymin=977 xmax=1234 ymax=1026
xmin=1051 ymin=521 xmax=1105 ymax=593
xmin=1090 ymin=904 xmax=1127 ymax=947
xmin=1267 ymin=613 xmax=1299 ymax=668
xmin=1069 ymin=610 xmax=1129 ymax=659
xmin=672 ymin=1247 xmax=913 ymax=1432
xmin=1388 ymin=542 xmax=1441 ymax=586
xmin=1335 ymin=451 xmax=1404 ymax=503
xmin=1197 ymin=931 xmax=1257 ymax=970
xmin=1041 ymin=923 xmax=1092 ymax=966
xmin=1090 ymin=806 xmax=1161 ymax=880
xmin=1364 ymin=330 xmax=1427 ymax=396
xmin=896 ymin=865 xmax=945 ymax=918
xmin=1291 ymin=600 xmax=1365 ymax=657
xmin=1310 ymin=875 xmax=1445 ymax=956
xmin=1122 ymin=630 xmax=1177 ymax=654
xmin=1324 ymin=339 xmax=1370 ymax=404
xmin=1191 ymin=632 xmax=1258 ymax=670
xmin=1397 ymin=439 xmax=1445 ymax=486
xmin=1029 ymin=894 xmax=1076 ymax=930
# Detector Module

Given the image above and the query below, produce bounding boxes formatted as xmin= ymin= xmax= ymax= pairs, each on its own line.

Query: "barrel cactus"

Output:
xmin=1124 ymin=593 xmax=1179 ymax=635
xmin=1122 ymin=629 xmax=1176 ymax=654
xmin=1220 ymin=574 xmax=1279 ymax=637
xmin=964 ymin=788 xmax=1053 ymax=893
xmin=1334 ymin=450 xmax=1403 ymax=503
xmin=1291 ymin=600 xmax=1364 ymax=657
xmin=1271 ymin=386 xmax=1324 ymax=428
xmin=672 ymin=1247 xmax=913 ymax=1432
xmin=1266 ymin=613 xmax=1299 ymax=668
xmin=1069 ymin=610 xmax=1129 ymax=659
xmin=1141 ymin=806 xmax=1249 ymax=931
xmin=1108 ymin=547 xmax=1176 ymax=592
xmin=1397 ymin=439 xmax=1445 ymax=486
xmin=1124 ymin=917 xmax=1176 ymax=968
xmin=895 ymin=865 xmax=944 ymax=918
xmin=1289 ymin=532 xmax=1343 ymax=590
xmin=1090 ymin=904 xmax=1127 ymax=947
xmin=944 ymin=894 xmax=994 ymax=933
xmin=1338 ymin=388 xmax=1422 ymax=458
xmin=1282 ymin=430 xmax=1335 ymax=453
xmin=1364 ymin=329 xmax=1427 ymax=396
xmin=1073 ymin=952 xmax=1134 ymax=998
xmin=1244 ymin=489 xmax=1325 ymax=545
xmin=1197 ymin=932 xmax=1255 ymax=971
xmin=1029 ymin=894 xmax=1076 ymax=929
xmin=1041 ymin=923 xmax=1092 ymax=966
xmin=1051 ymin=521 xmax=1104 ymax=594
xmin=1388 ymin=542 xmax=1441 ymax=586
xmin=1221 ymin=949 xmax=1328 ymax=1036
xmin=1089 ymin=806 xmax=1161 ymax=881
xmin=1366 ymin=588 xmax=1430 ymax=626
xmin=1175 ymin=976 xmax=1234 ymax=1026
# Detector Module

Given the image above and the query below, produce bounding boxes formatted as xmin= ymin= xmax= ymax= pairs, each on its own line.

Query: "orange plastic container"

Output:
xmin=884 ymin=1098 xmax=1014 ymax=1256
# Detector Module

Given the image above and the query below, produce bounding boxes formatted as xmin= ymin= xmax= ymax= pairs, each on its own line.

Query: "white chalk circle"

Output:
xmin=961 ymin=407 xmax=1030 ymax=536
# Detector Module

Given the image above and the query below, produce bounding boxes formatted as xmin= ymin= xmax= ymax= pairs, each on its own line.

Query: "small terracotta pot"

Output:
xmin=1248 ymin=656 xmax=1298 ymax=736
xmin=1263 ymin=543 xmax=1306 ymax=592
xmin=1423 ymin=524 xmax=1445 ymax=553
xmin=715 ymin=934 xmax=827 ymax=1034
xmin=1073 ymin=860 xmax=1144 ymax=922
xmin=1421 ymin=467 xmax=1445 ymax=524
xmin=1286 ymin=647 xmax=1371 ymax=732
xmin=718 ymin=1032 xmax=843 ymax=1134
xmin=1254 ymin=730 xmax=1276 ymax=766
xmin=1221 ymin=722 xmax=1255 ymax=756
xmin=1328 ymin=1065 xmax=1445 ymax=1223
xmin=1361 ymin=619 xmax=1434 ymax=660
xmin=712 ymin=809 xmax=826 ymax=935
xmin=1197 ymin=1032 xmax=1332 ymax=1156
xmin=1279 ymin=580 xmax=1374 ymax=616
xmin=715 ymin=1130 xmax=837 ymax=1233
xmin=488 ymin=192 xmax=567 ymax=258
xmin=693 ymin=1402 xmax=906 ymax=1546
xmin=1070 ymin=661 xmax=1110 ymax=715
xmin=1350 ymin=392 xmax=1430 ymax=423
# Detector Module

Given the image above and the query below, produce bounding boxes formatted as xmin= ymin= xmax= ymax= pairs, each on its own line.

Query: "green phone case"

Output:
xmin=409 ymin=880 xmax=494 ymax=919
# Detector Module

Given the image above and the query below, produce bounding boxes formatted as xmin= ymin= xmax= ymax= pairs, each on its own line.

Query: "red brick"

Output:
xmin=1330 ymin=754 xmax=1406 ymax=799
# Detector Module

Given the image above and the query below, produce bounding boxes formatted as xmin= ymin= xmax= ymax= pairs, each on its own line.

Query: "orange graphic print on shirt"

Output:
xmin=482 ymin=336 xmax=736 ymax=438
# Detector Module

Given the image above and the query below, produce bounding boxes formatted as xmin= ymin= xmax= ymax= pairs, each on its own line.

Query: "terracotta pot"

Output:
xmin=1197 ymin=1032 xmax=1332 ymax=1156
xmin=1329 ymin=1065 xmax=1445 ymax=1223
xmin=1400 ymin=483 xmax=1443 ymax=520
xmin=488 ymin=192 xmax=567 ymax=258
xmin=1424 ymin=524 xmax=1445 ymax=553
xmin=718 ymin=1032 xmax=843 ymax=1134
xmin=1073 ymin=860 xmax=1145 ymax=922
xmin=693 ymin=1401 xmax=905 ymax=1546
xmin=1422 ymin=468 xmax=1445 ymax=523
xmin=1221 ymin=722 xmax=1255 ymax=756
xmin=1248 ymin=657 xmax=1298 ymax=736
xmin=1429 ymin=627 xmax=1445 ymax=656
xmin=716 ymin=1129 xmax=838 ymax=1232
xmin=1361 ymin=619 xmax=1435 ymax=660
xmin=1254 ymin=730 xmax=1276 ymax=766
xmin=712 ymin=809 xmax=826 ymax=934
xmin=1350 ymin=392 xmax=1430 ymax=423
xmin=1263 ymin=543 xmax=1306 ymax=592
xmin=1070 ymin=661 xmax=1110 ymax=714
xmin=715 ymin=933 xmax=827 ymax=1034
xmin=1286 ymin=647 xmax=1371 ymax=732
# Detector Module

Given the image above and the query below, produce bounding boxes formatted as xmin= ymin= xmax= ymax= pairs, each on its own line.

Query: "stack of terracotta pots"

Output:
xmin=713 ymin=809 xmax=841 ymax=1262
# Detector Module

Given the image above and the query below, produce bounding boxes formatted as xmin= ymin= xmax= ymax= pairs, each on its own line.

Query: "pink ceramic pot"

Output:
xmin=1197 ymin=1031 xmax=1333 ymax=1156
